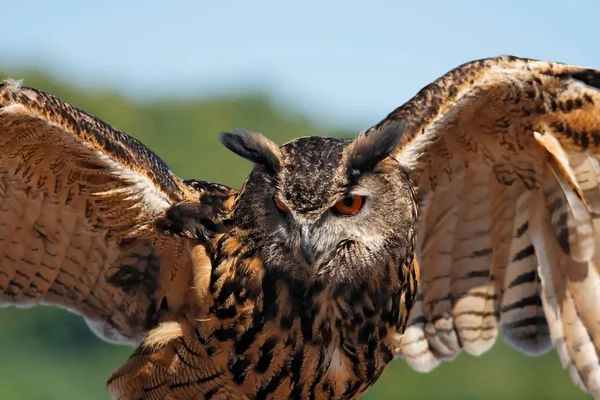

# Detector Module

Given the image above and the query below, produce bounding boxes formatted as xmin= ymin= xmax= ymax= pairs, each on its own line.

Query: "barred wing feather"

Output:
xmin=369 ymin=56 xmax=600 ymax=397
xmin=0 ymin=80 xmax=231 ymax=345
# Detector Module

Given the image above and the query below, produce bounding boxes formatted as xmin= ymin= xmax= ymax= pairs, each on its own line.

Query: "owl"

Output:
xmin=1 ymin=55 xmax=600 ymax=399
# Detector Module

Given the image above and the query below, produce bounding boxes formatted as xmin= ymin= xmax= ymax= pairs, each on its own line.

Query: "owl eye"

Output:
xmin=333 ymin=196 xmax=364 ymax=216
xmin=273 ymin=195 xmax=290 ymax=213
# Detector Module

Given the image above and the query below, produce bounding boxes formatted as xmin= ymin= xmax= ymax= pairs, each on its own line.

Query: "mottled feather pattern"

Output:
xmin=371 ymin=56 xmax=600 ymax=398
xmin=0 ymin=80 xmax=233 ymax=346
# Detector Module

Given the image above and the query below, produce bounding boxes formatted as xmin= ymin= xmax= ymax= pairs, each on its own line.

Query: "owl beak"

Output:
xmin=300 ymin=226 xmax=317 ymax=265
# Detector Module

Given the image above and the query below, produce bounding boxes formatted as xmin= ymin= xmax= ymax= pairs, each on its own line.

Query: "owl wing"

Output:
xmin=0 ymin=80 xmax=235 ymax=345
xmin=371 ymin=56 xmax=600 ymax=396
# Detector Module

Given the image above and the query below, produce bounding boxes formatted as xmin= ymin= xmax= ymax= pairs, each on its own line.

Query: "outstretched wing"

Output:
xmin=0 ymin=80 xmax=234 ymax=345
xmin=370 ymin=56 xmax=600 ymax=396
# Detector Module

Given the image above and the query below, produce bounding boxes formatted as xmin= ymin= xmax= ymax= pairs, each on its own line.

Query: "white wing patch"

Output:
xmin=99 ymin=152 xmax=171 ymax=217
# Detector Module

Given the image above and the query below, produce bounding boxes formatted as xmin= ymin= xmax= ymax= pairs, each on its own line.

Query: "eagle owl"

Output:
xmin=1 ymin=55 xmax=600 ymax=399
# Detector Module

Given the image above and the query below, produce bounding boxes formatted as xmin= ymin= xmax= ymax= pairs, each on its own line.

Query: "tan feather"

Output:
xmin=531 ymin=183 xmax=600 ymax=397
xmin=569 ymin=150 xmax=600 ymax=213
xmin=535 ymin=131 xmax=595 ymax=263
xmin=399 ymin=293 xmax=441 ymax=372
xmin=449 ymin=167 xmax=496 ymax=356
xmin=498 ymin=189 xmax=551 ymax=355
xmin=419 ymin=163 xmax=465 ymax=361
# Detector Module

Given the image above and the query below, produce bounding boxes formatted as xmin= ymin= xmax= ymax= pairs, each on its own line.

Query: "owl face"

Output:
xmin=221 ymin=126 xmax=417 ymax=284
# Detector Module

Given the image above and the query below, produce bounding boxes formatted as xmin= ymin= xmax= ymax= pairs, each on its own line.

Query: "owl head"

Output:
xmin=220 ymin=125 xmax=417 ymax=285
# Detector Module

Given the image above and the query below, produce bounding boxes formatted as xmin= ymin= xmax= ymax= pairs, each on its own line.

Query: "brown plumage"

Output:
xmin=381 ymin=56 xmax=600 ymax=398
xmin=2 ymin=55 xmax=600 ymax=399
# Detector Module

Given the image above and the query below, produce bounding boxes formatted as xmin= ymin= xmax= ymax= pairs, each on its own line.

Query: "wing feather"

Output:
xmin=419 ymin=163 xmax=465 ymax=360
xmin=367 ymin=56 xmax=600 ymax=397
xmin=532 ymin=183 xmax=600 ymax=394
xmin=499 ymin=189 xmax=551 ymax=355
xmin=0 ymin=80 xmax=232 ymax=344
xmin=449 ymin=167 xmax=496 ymax=357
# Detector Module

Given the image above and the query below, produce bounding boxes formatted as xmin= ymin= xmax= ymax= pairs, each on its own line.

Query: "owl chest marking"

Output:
xmin=192 ymin=247 xmax=401 ymax=398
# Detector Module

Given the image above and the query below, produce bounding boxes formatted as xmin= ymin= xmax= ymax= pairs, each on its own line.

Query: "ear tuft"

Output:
xmin=349 ymin=121 xmax=405 ymax=173
xmin=220 ymin=128 xmax=282 ymax=172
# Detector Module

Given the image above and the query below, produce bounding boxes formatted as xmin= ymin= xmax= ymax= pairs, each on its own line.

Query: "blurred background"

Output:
xmin=0 ymin=0 xmax=598 ymax=398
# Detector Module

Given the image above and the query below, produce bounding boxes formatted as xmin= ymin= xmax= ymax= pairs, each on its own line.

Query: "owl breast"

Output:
xmin=181 ymin=231 xmax=417 ymax=399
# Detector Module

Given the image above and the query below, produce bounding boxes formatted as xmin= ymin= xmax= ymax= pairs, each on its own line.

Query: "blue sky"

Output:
xmin=2 ymin=0 xmax=599 ymax=129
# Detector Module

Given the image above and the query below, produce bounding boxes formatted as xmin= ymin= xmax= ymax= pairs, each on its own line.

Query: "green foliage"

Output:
xmin=0 ymin=71 xmax=588 ymax=399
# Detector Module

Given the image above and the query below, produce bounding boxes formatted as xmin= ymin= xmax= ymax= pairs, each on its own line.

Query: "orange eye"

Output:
xmin=333 ymin=196 xmax=364 ymax=215
xmin=274 ymin=195 xmax=290 ymax=213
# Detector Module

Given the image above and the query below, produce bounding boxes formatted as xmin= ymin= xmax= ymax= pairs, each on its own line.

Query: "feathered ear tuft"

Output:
xmin=349 ymin=121 xmax=405 ymax=173
xmin=220 ymin=128 xmax=282 ymax=173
